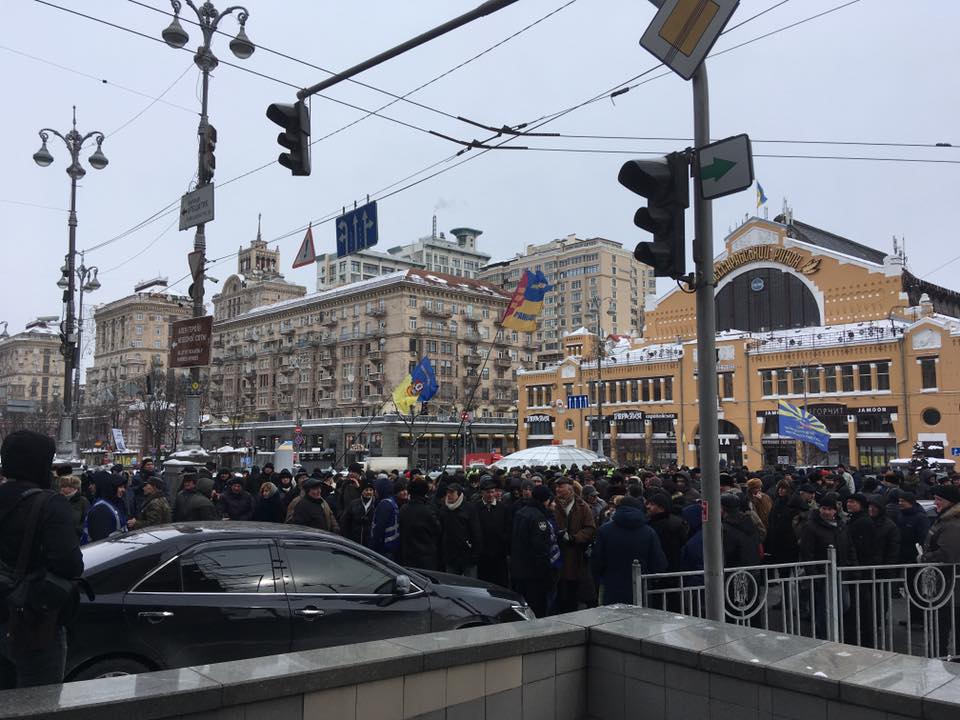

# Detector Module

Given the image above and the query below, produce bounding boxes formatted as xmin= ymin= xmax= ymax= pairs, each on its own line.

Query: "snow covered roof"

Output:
xmin=221 ymin=269 xmax=509 ymax=326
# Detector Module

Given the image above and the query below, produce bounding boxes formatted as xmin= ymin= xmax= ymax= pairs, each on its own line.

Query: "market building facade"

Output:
xmin=517 ymin=214 xmax=960 ymax=470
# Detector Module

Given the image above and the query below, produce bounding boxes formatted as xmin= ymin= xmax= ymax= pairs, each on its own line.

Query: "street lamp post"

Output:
xmin=160 ymin=0 xmax=254 ymax=449
xmin=72 ymin=253 xmax=101 ymax=451
xmin=34 ymin=107 xmax=109 ymax=462
xmin=591 ymin=296 xmax=616 ymax=456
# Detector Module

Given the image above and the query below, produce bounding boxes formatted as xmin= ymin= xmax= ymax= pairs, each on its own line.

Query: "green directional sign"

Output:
xmin=695 ymin=133 xmax=754 ymax=201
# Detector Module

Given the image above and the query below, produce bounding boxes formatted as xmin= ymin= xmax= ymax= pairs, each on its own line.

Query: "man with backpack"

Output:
xmin=0 ymin=430 xmax=84 ymax=688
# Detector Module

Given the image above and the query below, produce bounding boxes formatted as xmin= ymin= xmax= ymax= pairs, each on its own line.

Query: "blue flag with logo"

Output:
xmin=411 ymin=356 xmax=439 ymax=403
xmin=778 ymin=399 xmax=830 ymax=452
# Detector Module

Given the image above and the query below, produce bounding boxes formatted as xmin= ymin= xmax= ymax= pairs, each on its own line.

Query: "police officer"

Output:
xmin=510 ymin=485 xmax=557 ymax=618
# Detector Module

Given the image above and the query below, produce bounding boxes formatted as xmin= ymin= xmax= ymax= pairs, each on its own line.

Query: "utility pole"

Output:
xmin=691 ymin=66 xmax=724 ymax=623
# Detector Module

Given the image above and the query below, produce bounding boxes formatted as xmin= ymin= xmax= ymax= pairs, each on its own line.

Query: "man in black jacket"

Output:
xmin=440 ymin=483 xmax=482 ymax=577
xmin=475 ymin=478 xmax=511 ymax=588
xmin=218 ymin=477 xmax=255 ymax=521
xmin=510 ymin=486 xmax=556 ymax=618
xmin=720 ymin=493 xmax=761 ymax=568
xmin=172 ymin=472 xmax=219 ymax=522
xmin=399 ymin=480 xmax=442 ymax=570
xmin=0 ymin=430 xmax=84 ymax=688
xmin=341 ymin=480 xmax=376 ymax=547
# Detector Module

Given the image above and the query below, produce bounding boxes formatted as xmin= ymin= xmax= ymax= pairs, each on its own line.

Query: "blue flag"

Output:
xmin=778 ymin=400 xmax=830 ymax=452
xmin=411 ymin=356 xmax=439 ymax=403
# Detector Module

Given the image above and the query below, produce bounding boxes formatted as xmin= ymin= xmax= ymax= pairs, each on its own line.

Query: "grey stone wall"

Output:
xmin=2 ymin=606 xmax=960 ymax=720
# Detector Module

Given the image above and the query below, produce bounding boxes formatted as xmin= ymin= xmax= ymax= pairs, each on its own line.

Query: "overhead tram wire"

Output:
xmin=78 ymin=0 xmax=852 ymax=262
xmin=526 ymin=134 xmax=956 ymax=150
xmin=164 ymin=0 xmax=864 ymax=289
xmin=106 ymin=62 xmax=194 ymax=138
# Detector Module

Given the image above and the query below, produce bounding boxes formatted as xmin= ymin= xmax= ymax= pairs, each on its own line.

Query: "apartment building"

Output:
xmin=0 ymin=318 xmax=65 ymax=438
xmin=315 ymin=248 xmax=421 ymax=291
xmin=480 ymin=234 xmax=657 ymax=367
xmin=387 ymin=227 xmax=490 ymax=280
xmin=203 ymin=269 xmax=523 ymax=468
xmin=517 ymin=214 xmax=960 ymax=470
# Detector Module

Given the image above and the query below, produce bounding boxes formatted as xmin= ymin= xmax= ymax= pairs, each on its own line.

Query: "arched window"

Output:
xmin=715 ymin=268 xmax=820 ymax=332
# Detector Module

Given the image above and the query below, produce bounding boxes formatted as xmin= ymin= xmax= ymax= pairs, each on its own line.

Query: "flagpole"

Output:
xmin=444 ymin=330 xmax=499 ymax=470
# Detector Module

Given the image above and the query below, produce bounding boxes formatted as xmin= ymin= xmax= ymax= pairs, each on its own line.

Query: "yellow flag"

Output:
xmin=392 ymin=373 xmax=417 ymax=414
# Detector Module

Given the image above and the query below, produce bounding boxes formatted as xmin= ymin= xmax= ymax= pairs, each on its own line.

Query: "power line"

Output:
xmin=0 ymin=43 xmax=197 ymax=115
xmin=533 ymin=133 xmax=956 ymax=150
xmin=514 ymin=146 xmax=960 ymax=164
xmin=107 ymin=62 xmax=194 ymax=137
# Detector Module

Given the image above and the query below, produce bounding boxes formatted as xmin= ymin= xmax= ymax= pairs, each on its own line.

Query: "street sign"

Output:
xmin=188 ymin=250 xmax=204 ymax=284
xmin=640 ymin=0 xmax=739 ymax=81
xmin=952 ymin=447 xmax=960 ymax=457
xmin=695 ymin=133 xmax=754 ymax=200
xmin=292 ymin=224 xmax=316 ymax=268
xmin=179 ymin=183 xmax=215 ymax=231
xmin=170 ymin=315 xmax=214 ymax=368
xmin=567 ymin=394 xmax=590 ymax=410
xmin=336 ymin=201 xmax=379 ymax=258
xmin=461 ymin=410 xmax=473 ymax=423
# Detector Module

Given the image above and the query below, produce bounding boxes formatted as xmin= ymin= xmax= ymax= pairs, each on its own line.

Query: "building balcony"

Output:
xmin=363 ymin=393 xmax=385 ymax=404
xmin=368 ymin=350 xmax=384 ymax=362
xmin=462 ymin=314 xmax=480 ymax=324
xmin=367 ymin=326 xmax=386 ymax=339
xmin=494 ymin=356 xmax=513 ymax=368
xmin=368 ymin=306 xmax=387 ymax=318
xmin=464 ymin=331 xmax=482 ymax=344
xmin=322 ymin=316 xmax=338 ymax=327
xmin=493 ymin=379 xmax=513 ymax=391
xmin=280 ymin=323 xmax=296 ymax=335
xmin=462 ymin=353 xmax=482 ymax=366
xmin=319 ymin=355 xmax=336 ymax=368
xmin=316 ymin=397 xmax=336 ymax=408
xmin=367 ymin=371 xmax=384 ymax=384
xmin=421 ymin=306 xmax=452 ymax=319
xmin=318 ymin=376 xmax=336 ymax=388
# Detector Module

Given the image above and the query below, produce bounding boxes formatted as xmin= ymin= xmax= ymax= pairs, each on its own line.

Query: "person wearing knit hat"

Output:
xmin=510 ymin=482 xmax=557 ymax=618
xmin=921 ymin=485 xmax=960 ymax=564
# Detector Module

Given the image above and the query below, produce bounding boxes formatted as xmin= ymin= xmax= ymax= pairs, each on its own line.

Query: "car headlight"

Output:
xmin=511 ymin=603 xmax=537 ymax=621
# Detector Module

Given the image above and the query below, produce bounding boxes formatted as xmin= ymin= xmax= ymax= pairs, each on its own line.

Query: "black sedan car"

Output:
xmin=67 ymin=523 xmax=533 ymax=681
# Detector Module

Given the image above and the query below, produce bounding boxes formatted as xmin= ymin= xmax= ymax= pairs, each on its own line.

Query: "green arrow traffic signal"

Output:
xmin=700 ymin=156 xmax=736 ymax=181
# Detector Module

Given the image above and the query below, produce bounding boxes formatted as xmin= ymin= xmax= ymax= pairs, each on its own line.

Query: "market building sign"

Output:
xmin=612 ymin=411 xmax=645 ymax=422
xmin=715 ymin=245 xmax=821 ymax=281
xmin=525 ymin=414 xmax=554 ymax=424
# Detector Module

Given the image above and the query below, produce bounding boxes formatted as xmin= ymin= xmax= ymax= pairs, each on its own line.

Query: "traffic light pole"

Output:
xmin=692 ymin=65 xmax=724 ymax=622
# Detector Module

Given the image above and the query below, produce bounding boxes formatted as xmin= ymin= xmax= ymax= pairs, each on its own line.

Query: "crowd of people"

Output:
xmin=4 ymin=428 xmax=960 ymax=689
xmin=58 ymin=456 xmax=960 ymax=622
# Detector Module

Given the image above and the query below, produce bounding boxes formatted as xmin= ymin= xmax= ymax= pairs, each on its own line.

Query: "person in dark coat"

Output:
xmin=842 ymin=494 xmax=876 ymax=565
xmin=172 ymin=473 xmax=219 ymax=522
xmin=896 ymin=492 xmax=930 ymax=564
xmin=868 ymin=495 xmax=901 ymax=565
xmin=720 ymin=493 xmax=761 ymax=568
xmin=475 ymin=478 xmax=511 ymax=588
xmin=440 ymin=483 xmax=483 ymax=577
xmin=644 ymin=492 xmax=687 ymax=571
xmin=83 ymin=471 xmax=128 ymax=543
xmin=799 ymin=493 xmax=857 ymax=639
xmin=679 ymin=502 xmax=704 ymax=572
xmin=765 ymin=480 xmax=801 ymax=564
xmin=399 ymin=480 xmax=442 ymax=570
xmin=289 ymin=477 xmax=340 ymax=532
xmin=275 ymin=469 xmax=296 ymax=503
xmin=252 ymin=482 xmax=286 ymax=524
xmin=510 ymin=486 xmax=558 ymax=618
xmin=218 ymin=477 xmax=255 ymax=521
xmin=591 ymin=496 xmax=667 ymax=605
xmin=341 ymin=480 xmax=376 ymax=547
xmin=337 ymin=464 xmax=364 ymax=515
xmin=0 ymin=431 xmax=84 ymax=689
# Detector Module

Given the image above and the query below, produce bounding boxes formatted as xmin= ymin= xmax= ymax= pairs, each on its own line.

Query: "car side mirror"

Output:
xmin=394 ymin=574 xmax=412 ymax=596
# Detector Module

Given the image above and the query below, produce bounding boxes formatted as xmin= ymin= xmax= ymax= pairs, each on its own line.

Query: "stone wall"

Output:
xmin=2 ymin=607 xmax=960 ymax=720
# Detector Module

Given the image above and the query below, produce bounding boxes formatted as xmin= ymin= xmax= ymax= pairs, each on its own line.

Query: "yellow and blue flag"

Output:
xmin=501 ymin=269 xmax=552 ymax=332
xmin=391 ymin=357 xmax=439 ymax=414
xmin=756 ymin=182 xmax=768 ymax=209
xmin=777 ymin=400 xmax=829 ymax=452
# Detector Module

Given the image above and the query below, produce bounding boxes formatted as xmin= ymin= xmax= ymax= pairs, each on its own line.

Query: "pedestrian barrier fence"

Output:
xmin=633 ymin=551 xmax=959 ymax=659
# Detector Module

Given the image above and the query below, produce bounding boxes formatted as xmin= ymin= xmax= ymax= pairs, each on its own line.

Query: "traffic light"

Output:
xmin=618 ymin=151 xmax=690 ymax=279
xmin=200 ymin=124 xmax=217 ymax=182
xmin=266 ymin=100 xmax=311 ymax=176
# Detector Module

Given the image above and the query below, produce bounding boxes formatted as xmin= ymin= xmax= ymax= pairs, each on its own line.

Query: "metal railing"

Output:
xmin=634 ymin=553 xmax=958 ymax=659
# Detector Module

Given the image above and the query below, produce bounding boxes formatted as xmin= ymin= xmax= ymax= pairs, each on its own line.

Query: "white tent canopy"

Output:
xmin=491 ymin=446 xmax=611 ymax=470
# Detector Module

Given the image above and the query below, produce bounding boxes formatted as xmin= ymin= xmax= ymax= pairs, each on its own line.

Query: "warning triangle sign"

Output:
xmin=292 ymin=224 xmax=316 ymax=268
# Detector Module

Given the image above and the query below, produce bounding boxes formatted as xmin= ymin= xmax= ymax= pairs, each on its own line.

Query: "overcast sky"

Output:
xmin=3 ymin=1 xmax=958 ymax=377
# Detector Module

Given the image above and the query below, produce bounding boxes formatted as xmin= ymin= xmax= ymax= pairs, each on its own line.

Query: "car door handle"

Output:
xmin=294 ymin=607 xmax=325 ymax=619
xmin=138 ymin=611 xmax=174 ymax=621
